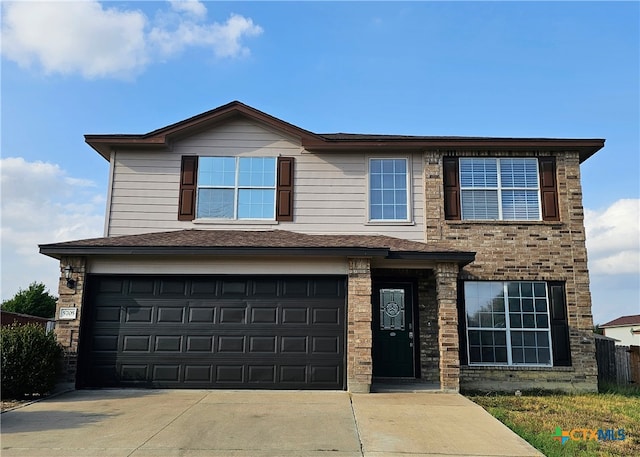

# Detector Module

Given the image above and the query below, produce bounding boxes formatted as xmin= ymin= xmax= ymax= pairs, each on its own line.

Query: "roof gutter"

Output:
xmin=302 ymin=138 xmax=605 ymax=163
xmin=39 ymin=245 xmax=391 ymax=259
xmin=387 ymin=251 xmax=476 ymax=265
xmin=39 ymin=245 xmax=475 ymax=266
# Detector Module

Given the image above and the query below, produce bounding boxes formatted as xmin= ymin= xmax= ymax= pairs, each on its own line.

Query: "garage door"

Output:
xmin=79 ymin=275 xmax=346 ymax=389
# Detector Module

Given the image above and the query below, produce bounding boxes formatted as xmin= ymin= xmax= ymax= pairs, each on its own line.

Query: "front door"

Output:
xmin=372 ymin=282 xmax=416 ymax=377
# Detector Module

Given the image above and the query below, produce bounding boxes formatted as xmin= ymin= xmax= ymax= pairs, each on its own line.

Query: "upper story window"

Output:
xmin=196 ymin=157 xmax=276 ymax=219
xmin=443 ymin=156 xmax=559 ymax=222
xmin=369 ymin=158 xmax=409 ymax=221
xmin=178 ymin=156 xmax=294 ymax=222
xmin=460 ymin=158 xmax=540 ymax=220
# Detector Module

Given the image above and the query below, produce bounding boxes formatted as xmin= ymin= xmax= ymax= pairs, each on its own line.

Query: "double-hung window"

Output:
xmin=369 ymin=158 xmax=409 ymax=221
xmin=196 ymin=157 xmax=276 ymax=219
xmin=464 ymin=281 xmax=553 ymax=366
xmin=460 ymin=158 xmax=540 ymax=220
xmin=444 ymin=156 xmax=559 ymax=222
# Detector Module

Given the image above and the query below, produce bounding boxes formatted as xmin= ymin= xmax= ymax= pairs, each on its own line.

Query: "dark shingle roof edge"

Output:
xmin=84 ymin=101 xmax=605 ymax=163
xmin=39 ymin=229 xmax=476 ymax=266
xmin=600 ymin=314 xmax=640 ymax=328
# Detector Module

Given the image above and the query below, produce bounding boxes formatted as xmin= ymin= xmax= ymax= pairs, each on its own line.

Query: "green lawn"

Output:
xmin=467 ymin=386 xmax=640 ymax=457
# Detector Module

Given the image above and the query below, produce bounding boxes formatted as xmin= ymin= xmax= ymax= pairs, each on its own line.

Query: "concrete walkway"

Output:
xmin=0 ymin=390 xmax=542 ymax=457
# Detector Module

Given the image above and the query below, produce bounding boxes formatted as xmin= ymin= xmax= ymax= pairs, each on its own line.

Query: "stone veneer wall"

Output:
xmin=54 ymin=256 xmax=87 ymax=385
xmin=347 ymin=257 xmax=373 ymax=392
xmin=423 ymin=151 xmax=598 ymax=393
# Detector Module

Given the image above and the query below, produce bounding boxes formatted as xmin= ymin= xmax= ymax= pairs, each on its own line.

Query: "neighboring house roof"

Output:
xmin=84 ymin=101 xmax=605 ymax=162
xmin=600 ymin=314 xmax=640 ymax=328
xmin=0 ymin=310 xmax=54 ymax=327
xmin=39 ymin=229 xmax=476 ymax=265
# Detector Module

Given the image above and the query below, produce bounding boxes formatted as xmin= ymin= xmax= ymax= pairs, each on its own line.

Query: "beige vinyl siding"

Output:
xmin=107 ymin=118 xmax=425 ymax=241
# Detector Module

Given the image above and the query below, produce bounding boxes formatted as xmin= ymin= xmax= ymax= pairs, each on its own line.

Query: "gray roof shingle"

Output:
xmin=39 ymin=229 xmax=475 ymax=264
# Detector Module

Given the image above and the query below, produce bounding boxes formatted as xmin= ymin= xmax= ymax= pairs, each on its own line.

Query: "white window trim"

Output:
xmin=366 ymin=156 xmax=413 ymax=223
xmin=192 ymin=219 xmax=279 ymax=226
xmin=465 ymin=281 xmax=554 ymax=368
xmin=196 ymin=157 xmax=277 ymax=221
xmin=460 ymin=157 xmax=542 ymax=221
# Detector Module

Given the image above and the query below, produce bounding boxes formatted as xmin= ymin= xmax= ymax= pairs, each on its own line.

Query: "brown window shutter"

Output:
xmin=276 ymin=157 xmax=294 ymax=222
xmin=178 ymin=156 xmax=198 ymax=221
xmin=539 ymin=157 xmax=560 ymax=221
xmin=549 ymin=282 xmax=571 ymax=366
xmin=443 ymin=157 xmax=461 ymax=220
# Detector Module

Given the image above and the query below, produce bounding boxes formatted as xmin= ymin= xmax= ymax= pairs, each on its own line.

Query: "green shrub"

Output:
xmin=1 ymin=324 xmax=63 ymax=399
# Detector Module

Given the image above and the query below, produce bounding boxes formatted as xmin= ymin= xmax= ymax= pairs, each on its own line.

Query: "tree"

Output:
xmin=1 ymin=282 xmax=57 ymax=318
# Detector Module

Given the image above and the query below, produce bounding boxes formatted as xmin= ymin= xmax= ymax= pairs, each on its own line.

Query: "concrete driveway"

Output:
xmin=1 ymin=389 xmax=542 ymax=457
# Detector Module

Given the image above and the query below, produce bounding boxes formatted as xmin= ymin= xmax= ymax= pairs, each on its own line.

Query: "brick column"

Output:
xmin=435 ymin=262 xmax=460 ymax=392
xmin=563 ymin=152 xmax=598 ymax=391
xmin=347 ymin=257 xmax=372 ymax=393
xmin=54 ymin=256 xmax=87 ymax=385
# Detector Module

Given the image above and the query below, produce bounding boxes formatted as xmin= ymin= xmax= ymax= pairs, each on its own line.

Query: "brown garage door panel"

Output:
xmin=81 ymin=275 xmax=346 ymax=389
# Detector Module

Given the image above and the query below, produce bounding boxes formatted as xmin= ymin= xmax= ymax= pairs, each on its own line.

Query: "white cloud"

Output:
xmin=0 ymin=1 xmax=263 ymax=79
xmin=211 ymin=14 xmax=263 ymax=58
xmin=149 ymin=13 xmax=262 ymax=59
xmin=0 ymin=157 xmax=105 ymax=301
xmin=169 ymin=0 xmax=207 ymax=19
xmin=1 ymin=1 xmax=148 ymax=79
xmin=585 ymin=199 xmax=640 ymax=275
xmin=585 ymin=199 xmax=640 ymax=323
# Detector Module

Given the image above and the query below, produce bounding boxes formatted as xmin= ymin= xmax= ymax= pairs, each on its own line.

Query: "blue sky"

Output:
xmin=1 ymin=1 xmax=638 ymax=324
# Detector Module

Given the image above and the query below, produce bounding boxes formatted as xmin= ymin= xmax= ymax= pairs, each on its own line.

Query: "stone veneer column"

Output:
xmin=346 ymin=257 xmax=372 ymax=393
xmin=54 ymin=256 xmax=87 ymax=385
xmin=435 ymin=262 xmax=460 ymax=392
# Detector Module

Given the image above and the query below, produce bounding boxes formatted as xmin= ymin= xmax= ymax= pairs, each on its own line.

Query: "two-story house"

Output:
xmin=40 ymin=101 xmax=604 ymax=393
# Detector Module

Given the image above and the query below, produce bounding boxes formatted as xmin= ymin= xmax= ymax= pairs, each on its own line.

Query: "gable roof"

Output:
xmin=39 ymin=229 xmax=475 ymax=265
xmin=600 ymin=314 xmax=640 ymax=328
xmin=85 ymin=101 xmax=323 ymax=160
xmin=85 ymin=101 xmax=605 ymax=162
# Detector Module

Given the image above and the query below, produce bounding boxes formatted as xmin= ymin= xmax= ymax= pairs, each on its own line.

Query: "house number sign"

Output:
xmin=58 ymin=307 xmax=77 ymax=320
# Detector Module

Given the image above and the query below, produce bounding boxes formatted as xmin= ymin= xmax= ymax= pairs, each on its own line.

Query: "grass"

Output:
xmin=466 ymin=385 xmax=640 ymax=457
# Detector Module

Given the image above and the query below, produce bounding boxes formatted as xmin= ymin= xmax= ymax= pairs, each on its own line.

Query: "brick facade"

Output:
xmin=416 ymin=271 xmax=440 ymax=383
xmin=424 ymin=151 xmax=598 ymax=392
xmin=347 ymin=257 xmax=373 ymax=392
xmin=49 ymin=150 xmax=597 ymax=394
xmin=435 ymin=263 xmax=461 ymax=391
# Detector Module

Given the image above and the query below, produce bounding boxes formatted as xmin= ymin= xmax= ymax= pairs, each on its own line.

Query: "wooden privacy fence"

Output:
xmin=623 ymin=345 xmax=640 ymax=385
xmin=595 ymin=335 xmax=640 ymax=386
